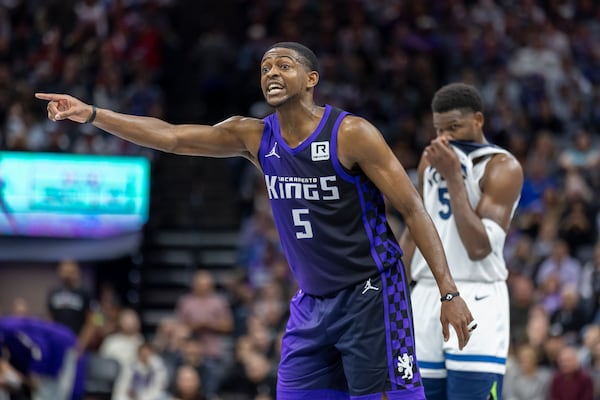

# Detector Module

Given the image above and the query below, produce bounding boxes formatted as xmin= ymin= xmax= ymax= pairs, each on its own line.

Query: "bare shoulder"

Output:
xmin=337 ymin=114 xmax=384 ymax=168
xmin=217 ymin=116 xmax=265 ymax=160
xmin=337 ymin=114 xmax=383 ymax=149
xmin=216 ymin=115 xmax=265 ymax=134
xmin=483 ymin=152 xmax=524 ymax=192
xmin=338 ymin=114 xmax=378 ymax=137
xmin=488 ymin=152 xmax=523 ymax=176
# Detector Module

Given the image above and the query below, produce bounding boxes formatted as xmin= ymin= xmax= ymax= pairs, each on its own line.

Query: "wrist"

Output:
xmin=440 ymin=291 xmax=460 ymax=302
xmin=85 ymin=105 xmax=97 ymax=124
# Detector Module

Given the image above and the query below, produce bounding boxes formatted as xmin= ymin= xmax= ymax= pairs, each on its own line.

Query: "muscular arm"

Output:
xmin=35 ymin=93 xmax=263 ymax=163
xmin=339 ymin=117 xmax=474 ymax=347
xmin=339 ymin=117 xmax=457 ymax=295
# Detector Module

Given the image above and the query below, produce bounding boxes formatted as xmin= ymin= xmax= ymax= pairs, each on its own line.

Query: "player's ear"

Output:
xmin=474 ymin=111 xmax=484 ymax=129
xmin=307 ymin=71 xmax=319 ymax=89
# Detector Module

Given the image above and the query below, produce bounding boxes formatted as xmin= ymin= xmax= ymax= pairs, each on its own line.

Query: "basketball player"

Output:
xmin=36 ymin=42 xmax=475 ymax=400
xmin=400 ymin=83 xmax=524 ymax=400
xmin=0 ymin=316 xmax=80 ymax=400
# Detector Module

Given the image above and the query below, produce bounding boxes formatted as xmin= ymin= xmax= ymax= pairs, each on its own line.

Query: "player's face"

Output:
xmin=260 ymin=48 xmax=312 ymax=107
xmin=432 ymin=109 xmax=484 ymax=142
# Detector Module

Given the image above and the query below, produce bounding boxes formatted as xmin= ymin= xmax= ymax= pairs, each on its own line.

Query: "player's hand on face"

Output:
xmin=423 ymin=137 xmax=461 ymax=180
xmin=440 ymin=296 xmax=475 ymax=350
xmin=35 ymin=93 xmax=93 ymax=124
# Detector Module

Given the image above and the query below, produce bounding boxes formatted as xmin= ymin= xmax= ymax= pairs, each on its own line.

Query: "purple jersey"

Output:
xmin=0 ymin=317 xmax=77 ymax=377
xmin=259 ymin=105 xmax=403 ymax=296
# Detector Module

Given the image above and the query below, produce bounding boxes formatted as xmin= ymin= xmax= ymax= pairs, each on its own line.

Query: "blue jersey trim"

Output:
xmin=418 ymin=361 xmax=446 ymax=370
xmin=445 ymin=353 xmax=506 ymax=365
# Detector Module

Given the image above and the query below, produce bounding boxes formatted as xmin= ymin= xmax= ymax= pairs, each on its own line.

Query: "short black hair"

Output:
xmin=431 ymin=83 xmax=483 ymax=114
xmin=267 ymin=42 xmax=319 ymax=73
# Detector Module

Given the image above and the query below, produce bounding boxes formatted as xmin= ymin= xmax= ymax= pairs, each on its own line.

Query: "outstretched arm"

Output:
xmin=35 ymin=93 xmax=263 ymax=161
xmin=338 ymin=116 xmax=474 ymax=349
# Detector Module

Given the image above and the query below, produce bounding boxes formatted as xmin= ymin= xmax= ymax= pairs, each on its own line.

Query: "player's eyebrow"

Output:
xmin=261 ymin=55 xmax=298 ymax=64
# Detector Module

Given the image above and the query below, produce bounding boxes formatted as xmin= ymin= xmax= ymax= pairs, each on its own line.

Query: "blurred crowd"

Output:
xmin=0 ymin=0 xmax=600 ymax=400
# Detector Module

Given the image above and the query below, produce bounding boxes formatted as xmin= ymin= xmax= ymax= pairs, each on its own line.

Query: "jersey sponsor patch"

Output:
xmin=311 ymin=141 xmax=329 ymax=161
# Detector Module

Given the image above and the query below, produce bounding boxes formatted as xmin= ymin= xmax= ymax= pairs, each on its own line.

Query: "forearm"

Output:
xmin=398 ymin=229 xmax=416 ymax=283
xmin=445 ymin=176 xmax=491 ymax=259
xmin=92 ymin=108 xmax=177 ymax=152
xmin=404 ymin=208 xmax=457 ymax=294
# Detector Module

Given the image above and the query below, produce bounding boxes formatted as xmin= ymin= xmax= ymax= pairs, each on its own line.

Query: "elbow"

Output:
xmin=162 ymin=125 xmax=180 ymax=153
xmin=466 ymin=244 xmax=492 ymax=261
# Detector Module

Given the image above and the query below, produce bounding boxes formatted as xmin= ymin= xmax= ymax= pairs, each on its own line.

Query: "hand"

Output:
xmin=35 ymin=93 xmax=94 ymax=124
xmin=423 ymin=137 xmax=461 ymax=180
xmin=440 ymin=296 xmax=474 ymax=350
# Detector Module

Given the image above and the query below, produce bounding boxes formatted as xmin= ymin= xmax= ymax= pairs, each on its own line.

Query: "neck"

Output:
xmin=276 ymin=99 xmax=323 ymax=147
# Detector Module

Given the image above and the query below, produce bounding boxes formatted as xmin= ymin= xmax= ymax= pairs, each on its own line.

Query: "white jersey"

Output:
xmin=411 ymin=142 xmax=518 ymax=283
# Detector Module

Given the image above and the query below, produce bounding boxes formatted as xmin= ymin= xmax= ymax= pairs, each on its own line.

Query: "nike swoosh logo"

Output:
xmin=474 ymin=295 xmax=490 ymax=301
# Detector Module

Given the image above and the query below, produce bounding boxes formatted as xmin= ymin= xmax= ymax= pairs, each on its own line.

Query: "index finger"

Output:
xmin=456 ymin=321 xmax=468 ymax=350
xmin=35 ymin=93 xmax=65 ymax=101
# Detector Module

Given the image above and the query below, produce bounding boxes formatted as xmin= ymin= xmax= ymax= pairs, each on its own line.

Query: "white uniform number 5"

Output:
xmin=292 ymin=208 xmax=313 ymax=239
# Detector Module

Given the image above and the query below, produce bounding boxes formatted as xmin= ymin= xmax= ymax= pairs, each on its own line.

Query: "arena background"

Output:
xmin=0 ymin=1 xmax=599 ymax=399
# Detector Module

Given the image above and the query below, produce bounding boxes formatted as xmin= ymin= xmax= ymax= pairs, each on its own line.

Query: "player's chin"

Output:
xmin=264 ymin=95 xmax=287 ymax=108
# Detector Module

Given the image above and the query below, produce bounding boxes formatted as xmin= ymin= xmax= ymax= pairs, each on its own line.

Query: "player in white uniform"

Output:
xmin=400 ymin=83 xmax=523 ymax=400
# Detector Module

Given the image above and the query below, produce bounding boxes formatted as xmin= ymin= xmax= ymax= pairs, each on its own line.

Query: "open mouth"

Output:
xmin=267 ymin=83 xmax=284 ymax=94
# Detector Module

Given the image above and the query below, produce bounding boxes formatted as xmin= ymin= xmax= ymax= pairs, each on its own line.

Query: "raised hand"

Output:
xmin=35 ymin=93 xmax=94 ymax=124
xmin=423 ymin=136 xmax=461 ymax=180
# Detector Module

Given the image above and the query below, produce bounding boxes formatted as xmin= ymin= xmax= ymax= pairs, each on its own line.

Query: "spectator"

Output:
xmin=589 ymin=339 xmax=600 ymax=400
xmin=168 ymin=338 xmax=208 ymax=399
xmin=548 ymin=285 xmax=588 ymax=344
xmin=580 ymin=242 xmax=600 ymax=320
xmin=506 ymin=235 xmax=539 ymax=280
xmin=558 ymin=197 xmax=597 ymax=260
xmin=119 ymin=343 xmax=169 ymax=400
xmin=549 ymin=345 xmax=593 ymax=400
xmin=46 ymin=259 xmax=95 ymax=353
xmin=10 ymin=297 xmax=29 ymax=317
xmin=509 ymin=275 xmax=536 ymax=345
xmin=503 ymin=343 xmax=551 ymax=400
xmin=152 ymin=318 xmax=190 ymax=382
xmin=98 ymin=308 xmax=144 ymax=370
xmin=87 ymin=284 xmax=122 ymax=352
xmin=558 ymin=129 xmax=600 ymax=182
xmin=170 ymin=365 xmax=204 ymax=400
xmin=578 ymin=324 xmax=600 ymax=369
xmin=175 ymin=271 xmax=233 ymax=399
xmin=536 ymin=239 xmax=581 ymax=292
xmin=218 ymin=351 xmax=276 ymax=400
xmin=526 ymin=305 xmax=550 ymax=352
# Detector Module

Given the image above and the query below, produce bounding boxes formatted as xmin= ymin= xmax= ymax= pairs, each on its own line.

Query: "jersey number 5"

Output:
xmin=438 ymin=187 xmax=452 ymax=220
xmin=292 ymin=208 xmax=313 ymax=239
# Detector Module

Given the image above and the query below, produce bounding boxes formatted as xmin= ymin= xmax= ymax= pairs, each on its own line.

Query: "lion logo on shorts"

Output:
xmin=397 ymin=353 xmax=414 ymax=380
